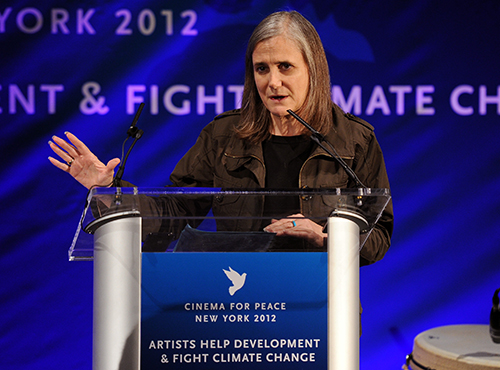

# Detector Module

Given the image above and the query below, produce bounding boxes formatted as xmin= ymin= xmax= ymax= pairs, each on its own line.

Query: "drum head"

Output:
xmin=411 ymin=325 xmax=500 ymax=370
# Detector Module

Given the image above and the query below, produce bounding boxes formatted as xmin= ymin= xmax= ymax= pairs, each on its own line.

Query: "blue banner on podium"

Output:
xmin=141 ymin=252 xmax=328 ymax=369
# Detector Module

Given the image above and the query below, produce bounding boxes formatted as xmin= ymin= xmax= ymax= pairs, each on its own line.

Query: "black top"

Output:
xmin=262 ymin=134 xmax=314 ymax=220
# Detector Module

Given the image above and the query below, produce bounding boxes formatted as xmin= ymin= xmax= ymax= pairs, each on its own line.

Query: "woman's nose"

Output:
xmin=268 ymin=69 xmax=282 ymax=89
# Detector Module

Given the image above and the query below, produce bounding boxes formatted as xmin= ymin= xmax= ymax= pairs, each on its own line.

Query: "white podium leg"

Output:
xmin=93 ymin=216 xmax=142 ymax=370
xmin=327 ymin=214 xmax=364 ymax=370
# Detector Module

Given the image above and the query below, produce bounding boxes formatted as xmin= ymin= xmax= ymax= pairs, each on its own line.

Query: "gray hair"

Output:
xmin=237 ymin=10 xmax=333 ymax=143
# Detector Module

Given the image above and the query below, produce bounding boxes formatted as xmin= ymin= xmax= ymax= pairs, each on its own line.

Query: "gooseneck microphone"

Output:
xmin=126 ymin=102 xmax=145 ymax=137
xmin=113 ymin=103 xmax=145 ymax=187
xmin=490 ymin=287 xmax=500 ymax=343
xmin=287 ymin=109 xmax=366 ymax=188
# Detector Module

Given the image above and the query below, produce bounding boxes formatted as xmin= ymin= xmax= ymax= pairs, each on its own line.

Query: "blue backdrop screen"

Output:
xmin=1 ymin=1 xmax=499 ymax=369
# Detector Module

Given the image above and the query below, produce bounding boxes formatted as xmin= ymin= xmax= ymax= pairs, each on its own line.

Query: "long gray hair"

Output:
xmin=237 ymin=10 xmax=333 ymax=144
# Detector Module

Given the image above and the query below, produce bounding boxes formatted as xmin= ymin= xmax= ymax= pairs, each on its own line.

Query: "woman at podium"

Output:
xmin=48 ymin=10 xmax=393 ymax=266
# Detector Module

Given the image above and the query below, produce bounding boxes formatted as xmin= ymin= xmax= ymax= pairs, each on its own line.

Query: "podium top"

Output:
xmin=69 ymin=187 xmax=391 ymax=260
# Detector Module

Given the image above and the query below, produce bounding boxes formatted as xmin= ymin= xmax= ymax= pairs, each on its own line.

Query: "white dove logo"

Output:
xmin=223 ymin=267 xmax=246 ymax=296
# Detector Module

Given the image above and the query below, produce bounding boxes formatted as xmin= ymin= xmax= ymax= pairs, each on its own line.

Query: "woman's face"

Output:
xmin=252 ymin=35 xmax=310 ymax=120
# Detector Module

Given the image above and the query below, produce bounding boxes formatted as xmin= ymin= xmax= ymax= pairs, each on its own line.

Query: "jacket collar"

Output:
xmin=222 ymin=105 xmax=356 ymax=171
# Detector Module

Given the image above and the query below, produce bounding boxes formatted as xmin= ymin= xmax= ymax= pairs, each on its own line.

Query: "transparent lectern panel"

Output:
xmin=69 ymin=187 xmax=390 ymax=260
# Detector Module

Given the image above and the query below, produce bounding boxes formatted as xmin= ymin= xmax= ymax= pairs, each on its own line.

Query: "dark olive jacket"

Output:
xmin=133 ymin=105 xmax=393 ymax=266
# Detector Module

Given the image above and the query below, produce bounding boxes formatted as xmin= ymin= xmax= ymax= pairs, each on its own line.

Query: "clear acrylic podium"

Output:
xmin=69 ymin=187 xmax=390 ymax=370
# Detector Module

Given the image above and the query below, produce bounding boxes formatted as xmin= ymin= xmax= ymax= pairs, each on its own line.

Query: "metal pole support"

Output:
xmin=93 ymin=216 xmax=142 ymax=370
xmin=327 ymin=211 xmax=367 ymax=370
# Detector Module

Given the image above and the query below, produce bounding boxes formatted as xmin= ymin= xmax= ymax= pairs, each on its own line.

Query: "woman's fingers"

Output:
xmin=264 ymin=214 xmax=304 ymax=232
xmin=65 ymin=131 xmax=92 ymax=156
xmin=51 ymin=134 xmax=79 ymax=160
xmin=263 ymin=213 xmax=326 ymax=247
xmin=48 ymin=141 xmax=74 ymax=173
xmin=106 ymin=158 xmax=121 ymax=170
xmin=48 ymin=155 xmax=70 ymax=172
xmin=48 ymin=132 xmax=119 ymax=189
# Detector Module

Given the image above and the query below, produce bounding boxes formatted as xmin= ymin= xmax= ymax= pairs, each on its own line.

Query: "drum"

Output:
xmin=405 ymin=325 xmax=500 ymax=370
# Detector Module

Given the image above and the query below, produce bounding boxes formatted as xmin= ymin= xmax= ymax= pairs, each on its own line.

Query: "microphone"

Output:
xmin=127 ymin=102 xmax=144 ymax=137
xmin=287 ymin=109 xmax=366 ymax=188
xmin=113 ymin=103 xmax=145 ymax=188
xmin=490 ymin=287 xmax=500 ymax=343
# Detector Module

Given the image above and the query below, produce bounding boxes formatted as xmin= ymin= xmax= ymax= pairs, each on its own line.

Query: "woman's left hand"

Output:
xmin=263 ymin=213 xmax=326 ymax=247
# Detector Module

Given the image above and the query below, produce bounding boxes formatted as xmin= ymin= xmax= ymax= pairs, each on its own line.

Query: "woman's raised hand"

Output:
xmin=48 ymin=132 xmax=120 ymax=189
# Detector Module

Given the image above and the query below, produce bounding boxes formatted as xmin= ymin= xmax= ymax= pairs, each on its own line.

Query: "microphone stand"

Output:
xmin=286 ymin=109 xmax=366 ymax=189
xmin=113 ymin=128 xmax=144 ymax=188
xmin=112 ymin=103 xmax=145 ymax=204
xmin=287 ymin=109 xmax=368 ymax=233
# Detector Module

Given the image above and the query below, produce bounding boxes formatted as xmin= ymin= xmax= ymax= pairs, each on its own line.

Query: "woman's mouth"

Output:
xmin=270 ymin=95 xmax=287 ymax=101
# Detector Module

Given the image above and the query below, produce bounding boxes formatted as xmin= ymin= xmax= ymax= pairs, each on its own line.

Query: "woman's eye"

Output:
xmin=255 ymin=65 xmax=267 ymax=73
xmin=280 ymin=63 xmax=292 ymax=70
